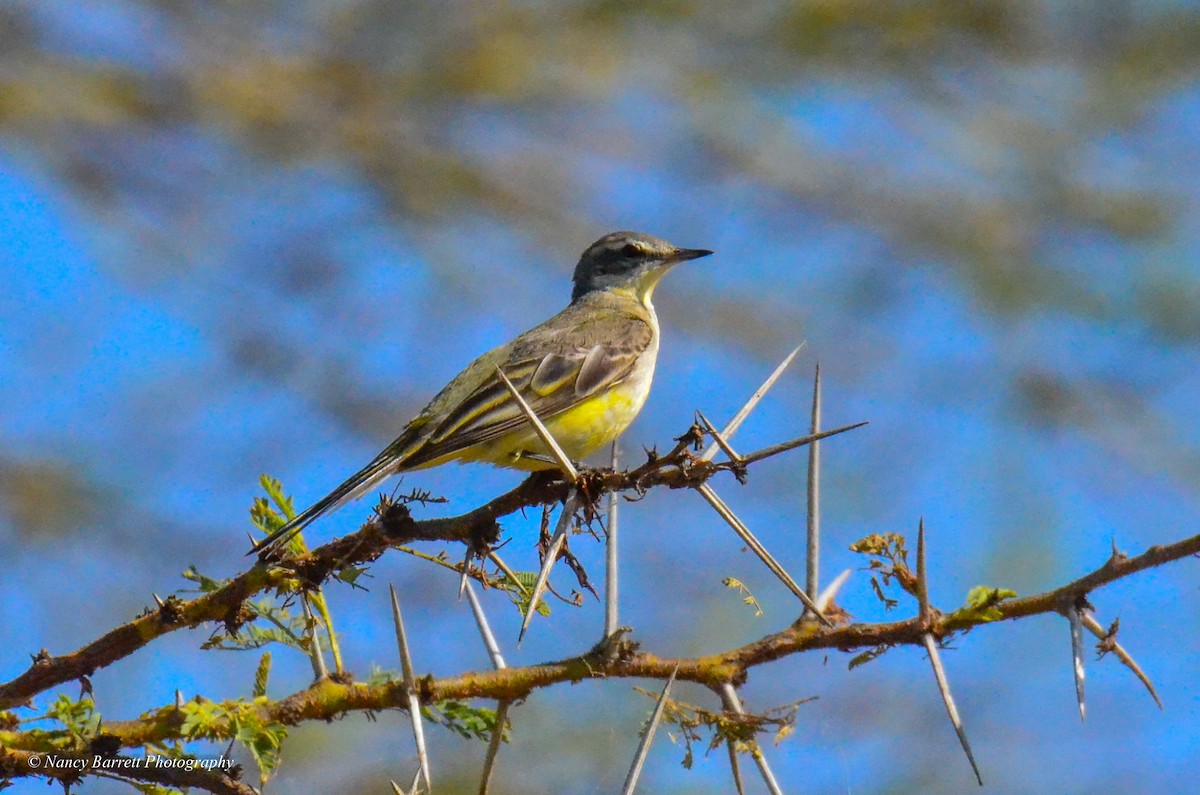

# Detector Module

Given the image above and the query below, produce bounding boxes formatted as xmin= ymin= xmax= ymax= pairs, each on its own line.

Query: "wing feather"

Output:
xmin=401 ymin=308 xmax=653 ymax=468
xmin=530 ymin=353 xmax=579 ymax=396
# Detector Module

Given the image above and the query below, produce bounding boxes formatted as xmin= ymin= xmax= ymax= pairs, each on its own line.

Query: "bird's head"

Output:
xmin=571 ymin=231 xmax=712 ymax=305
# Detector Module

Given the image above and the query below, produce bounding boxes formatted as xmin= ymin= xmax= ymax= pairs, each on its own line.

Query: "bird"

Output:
xmin=250 ymin=230 xmax=712 ymax=555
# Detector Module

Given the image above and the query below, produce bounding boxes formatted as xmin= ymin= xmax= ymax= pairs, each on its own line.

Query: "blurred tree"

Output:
xmin=2 ymin=1 xmax=1199 ymax=792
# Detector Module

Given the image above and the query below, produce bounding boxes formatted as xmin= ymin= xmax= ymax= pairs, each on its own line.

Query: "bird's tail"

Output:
xmin=248 ymin=453 xmax=398 ymax=556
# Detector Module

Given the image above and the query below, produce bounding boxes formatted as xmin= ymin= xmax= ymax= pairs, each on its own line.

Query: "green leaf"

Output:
xmin=179 ymin=699 xmax=287 ymax=784
xmin=424 ymin=701 xmax=500 ymax=742
xmin=181 ymin=565 xmax=228 ymax=593
xmin=43 ymin=695 xmax=101 ymax=749
xmin=365 ymin=665 xmax=402 ymax=687
xmin=253 ymin=652 xmax=271 ymax=698
xmin=848 ymin=644 xmax=891 ymax=670
xmin=201 ymin=597 xmax=312 ymax=652
xmin=503 ymin=571 xmax=551 ymax=617
xmin=260 ymin=474 xmax=297 ymax=521
xmin=961 ymin=585 xmax=1018 ymax=621
xmin=335 ymin=564 xmax=369 ymax=586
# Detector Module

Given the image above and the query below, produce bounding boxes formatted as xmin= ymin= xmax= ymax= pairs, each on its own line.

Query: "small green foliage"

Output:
xmin=849 ymin=533 xmax=908 ymax=559
xmin=424 ymin=701 xmax=500 ymax=742
xmin=187 ymin=477 xmax=348 ymax=672
xmin=254 ymin=475 xmax=297 ymax=525
xmin=250 ymin=474 xmax=310 ymax=554
xmin=43 ymin=694 xmax=101 ymax=750
xmin=334 ymin=564 xmax=369 ymax=587
xmin=200 ymin=596 xmax=312 ymax=653
xmin=848 ymin=644 xmax=892 ymax=670
xmin=181 ymin=565 xmax=227 ymax=594
xmin=502 ymin=571 xmax=551 ymax=617
xmin=253 ymin=652 xmax=271 ymax=698
xmin=959 ymin=586 xmax=1018 ymax=622
xmin=638 ymin=689 xmax=814 ymax=769
xmin=358 ymin=672 xmax=501 ymax=743
xmin=850 ymin=532 xmax=913 ymax=610
xmin=179 ymin=698 xmax=287 ymax=783
xmin=721 ymin=577 xmax=763 ymax=617
xmin=364 ymin=665 xmax=401 ymax=687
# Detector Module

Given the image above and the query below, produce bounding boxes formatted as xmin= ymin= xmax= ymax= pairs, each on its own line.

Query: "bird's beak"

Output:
xmin=669 ymin=247 xmax=714 ymax=264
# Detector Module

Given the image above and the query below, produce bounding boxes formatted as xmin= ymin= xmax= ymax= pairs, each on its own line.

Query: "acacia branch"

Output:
xmin=0 ymin=424 xmax=862 ymax=712
xmin=3 ymin=526 xmax=1195 ymax=762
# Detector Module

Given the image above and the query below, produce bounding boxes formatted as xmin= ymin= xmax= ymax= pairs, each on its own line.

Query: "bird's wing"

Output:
xmin=396 ymin=306 xmax=654 ymax=468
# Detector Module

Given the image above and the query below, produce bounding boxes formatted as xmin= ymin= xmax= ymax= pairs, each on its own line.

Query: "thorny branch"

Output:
xmin=0 ymin=423 xmax=859 ymax=713
xmin=2 ymin=524 xmax=1197 ymax=754
xmin=2 ymin=416 xmax=1196 ymax=792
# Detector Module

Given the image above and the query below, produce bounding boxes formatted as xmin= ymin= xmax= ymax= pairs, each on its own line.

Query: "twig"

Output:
xmin=916 ymin=519 xmax=929 ymax=623
xmin=696 ymin=410 xmax=744 ymax=464
xmin=390 ymin=769 xmax=422 ymax=795
xmin=619 ymin=665 xmax=678 ymax=795
xmin=731 ymin=422 xmax=868 ymax=468
xmin=488 ymin=550 xmax=530 ymax=599
xmin=11 ymin=530 xmax=1194 ymax=736
xmin=390 ymin=584 xmax=432 ymax=793
xmin=458 ymin=546 xmax=473 ymax=601
xmin=1079 ymin=612 xmax=1163 ymax=709
xmin=727 ymin=741 xmax=747 ymax=795
xmin=0 ymin=423 xmax=877 ymax=711
xmin=917 ymin=521 xmax=981 ymax=784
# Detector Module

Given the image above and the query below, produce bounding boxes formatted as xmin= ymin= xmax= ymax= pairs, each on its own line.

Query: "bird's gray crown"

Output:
xmin=571 ymin=231 xmax=701 ymax=302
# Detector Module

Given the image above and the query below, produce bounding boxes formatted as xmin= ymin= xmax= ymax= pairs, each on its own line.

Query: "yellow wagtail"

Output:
xmin=251 ymin=230 xmax=711 ymax=554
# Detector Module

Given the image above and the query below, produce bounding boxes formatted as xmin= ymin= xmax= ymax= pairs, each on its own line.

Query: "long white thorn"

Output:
xmin=464 ymin=581 xmax=507 ymax=671
xmin=518 ymin=491 xmax=578 ymax=646
xmin=695 ymin=483 xmax=830 ymax=625
xmin=701 ymin=343 xmax=805 ymax=462
xmin=1067 ymin=603 xmax=1086 ymax=721
xmin=495 ymin=366 xmax=579 ymax=482
xmin=619 ymin=666 xmax=679 ymax=795
xmin=805 ymin=363 xmax=821 ymax=604
xmin=391 ymin=585 xmax=432 ymax=792
xmin=605 ymin=441 xmax=620 ymax=640
xmin=923 ymin=633 xmax=982 ymax=786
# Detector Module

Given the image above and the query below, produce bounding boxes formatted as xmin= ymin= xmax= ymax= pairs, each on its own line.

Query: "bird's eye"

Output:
xmin=620 ymin=243 xmax=641 ymax=257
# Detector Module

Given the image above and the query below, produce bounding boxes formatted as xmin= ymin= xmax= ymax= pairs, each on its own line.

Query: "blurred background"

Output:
xmin=2 ymin=1 xmax=1200 ymax=792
